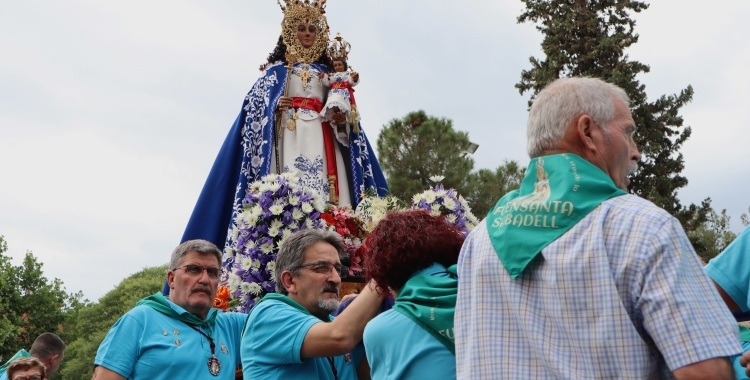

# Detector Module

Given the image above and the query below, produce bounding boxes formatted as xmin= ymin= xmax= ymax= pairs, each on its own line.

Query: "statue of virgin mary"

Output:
xmin=179 ymin=0 xmax=389 ymax=251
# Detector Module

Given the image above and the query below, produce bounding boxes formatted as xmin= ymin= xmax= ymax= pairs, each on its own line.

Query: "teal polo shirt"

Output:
xmin=363 ymin=263 xmax=456 ymax=380
xmin=94 ymin=301 xmax=246 ymax=380
xmin=241 ymin=299 xmax=364 ymax=380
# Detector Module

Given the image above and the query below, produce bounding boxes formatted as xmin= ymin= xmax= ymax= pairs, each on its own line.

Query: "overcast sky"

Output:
xmin=2 ymin=0 xmax=749 ymax=301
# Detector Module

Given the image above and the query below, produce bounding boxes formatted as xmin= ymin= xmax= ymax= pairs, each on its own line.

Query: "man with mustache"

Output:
xmin=241 ymin=229 xmax=384 ymax=380
xmin=91 ymin=240 xmax=246 ymax=380
xmin=455 ymin=77 xmax=741 ymax=379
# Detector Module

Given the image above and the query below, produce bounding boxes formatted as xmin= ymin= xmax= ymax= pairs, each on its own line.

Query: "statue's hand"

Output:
xmin=277 ymin=96 xmax=293 ymax=112
xmin=351 ymin=72 xmax=359 ymax=82
xmin=331 ymin=107 xmax=346 ymax=124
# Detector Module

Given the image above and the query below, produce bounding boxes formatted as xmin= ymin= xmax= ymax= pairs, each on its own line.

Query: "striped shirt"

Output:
xmin=455 ymin=195 xmax=741 ymax=379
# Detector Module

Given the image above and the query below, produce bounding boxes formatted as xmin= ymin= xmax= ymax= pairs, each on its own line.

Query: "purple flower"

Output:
xmin=282 ymin=211 xmax=294 ymax=225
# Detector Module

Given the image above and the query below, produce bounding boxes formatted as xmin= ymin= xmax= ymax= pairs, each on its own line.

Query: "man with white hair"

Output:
xmin=455 ymin=77 xmax=741 ymax=379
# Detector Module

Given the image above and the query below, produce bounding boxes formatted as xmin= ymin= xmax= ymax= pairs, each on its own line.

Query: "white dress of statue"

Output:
xmin=320 ymin=71 xmax=359 ymax=145
xmin=274 ymin=64 xmax=352 ymax=206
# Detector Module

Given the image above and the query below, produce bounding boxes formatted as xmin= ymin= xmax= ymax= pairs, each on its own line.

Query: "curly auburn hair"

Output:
xmin=263 ymin=35 xmax=333 ymax=70
xmin=364 ymin=210 xmax=465 ymax=291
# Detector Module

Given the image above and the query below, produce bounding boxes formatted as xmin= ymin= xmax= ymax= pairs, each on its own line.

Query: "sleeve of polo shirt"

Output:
xmin=706 ymin=226 xmax=750 ymax=312
xmin=242 ymin=301 xmax=319 ymax=365
xmin=637 ymin=217 xmax=742 ymax=371
xmin=94 ymin=313 xmax=144 ymax=378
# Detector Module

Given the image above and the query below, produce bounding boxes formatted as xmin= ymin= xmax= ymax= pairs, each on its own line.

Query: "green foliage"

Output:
xmin=377 ymin=110 xmax=475 ymax=201
xmin=0 ymin=236 xmax=77 ymax=365
xmin=516 ymin=0 xmax=711 ymax=240
xmin=464 ymin=161 xmax=526 ymax=218
xmin=58 ymin=265 xmax=168 ymax=380
xmin=688 ymin=207 xmax=738 ymax=262
xmin=376 ymin=110 xmax=525 ymax=216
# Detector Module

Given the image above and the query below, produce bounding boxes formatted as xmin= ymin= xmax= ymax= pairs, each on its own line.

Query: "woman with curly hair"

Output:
xmin=363 ymin=210 xmax=464 ymax=380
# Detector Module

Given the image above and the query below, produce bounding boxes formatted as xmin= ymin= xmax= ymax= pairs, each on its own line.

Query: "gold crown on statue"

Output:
xmin=328 ymin=32 xmax=351 ymax=60
xmin=277 ymin=0 xmax=329 ymax=64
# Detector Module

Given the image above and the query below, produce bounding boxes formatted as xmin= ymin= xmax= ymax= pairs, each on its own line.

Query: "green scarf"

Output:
xmin=0 ymin=349 xmax=31 ymax=374
xmin=487 ymin=153 xmax=626 ymax=279
xmin=136 ymin=292 xmax=218 ymax=328
xmin=252 ymin=293 xmax=333 ymax=322
xmin=740 ymin=324 xmax=750 ymax=342
xmin=392 ymin=264 xmax=458 ymax=355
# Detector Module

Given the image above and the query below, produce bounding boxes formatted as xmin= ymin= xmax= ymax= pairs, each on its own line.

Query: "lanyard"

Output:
xmin=184 ymin=323 xmax=221 ymax=376
xmin=326 ymin=356 xmax=338 ymax=380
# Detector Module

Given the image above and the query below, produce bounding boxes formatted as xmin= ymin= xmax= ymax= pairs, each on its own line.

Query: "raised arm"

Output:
xmin=300 ymin=280 xmax=384 ymax=358
xmin=91 ymin=366 xmax=126 ymax=380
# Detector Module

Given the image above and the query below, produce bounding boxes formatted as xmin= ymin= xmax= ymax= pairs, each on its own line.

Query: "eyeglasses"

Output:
xmin=174 ymin=264 xmax=221 ymax=279
xmin=13 ymin=375 xmax=43 ymax=380
xmin=294 ymin=260 xmax=348 ymax=278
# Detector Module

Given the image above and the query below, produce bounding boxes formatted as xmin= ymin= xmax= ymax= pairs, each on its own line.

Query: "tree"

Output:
xmin=0 ymin=236 xmax=77 ymax=364
xmin=377 ymin=110 xmax=475 ymax=201
xmin=464 ymin=161 xmax=526 ymax=218
xmin=687 ymin=207 xmax=737 ymax=262
xmin=516 ymin=0 xmax=711 ymax=237
xmin=58 ymin=265 xmax=168 ymax=380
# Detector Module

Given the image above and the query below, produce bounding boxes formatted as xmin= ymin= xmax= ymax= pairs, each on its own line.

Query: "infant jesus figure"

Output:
xmin=320 ymin=52 xmax=361 ymax=144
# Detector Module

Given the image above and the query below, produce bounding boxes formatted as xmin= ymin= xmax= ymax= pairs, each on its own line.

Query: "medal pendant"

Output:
xmin=286 ymin=119 xmax=296 ymax=131
xmin=207 ymin=355 xmax=221 ymax=376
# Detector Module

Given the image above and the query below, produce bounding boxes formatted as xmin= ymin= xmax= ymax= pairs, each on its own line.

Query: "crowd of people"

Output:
xmin=5 ymin=76 xmax=750 ymax=380
xmin=84 ymin=77 xmax=750 ymax=380
xmin=4 ymin=1 xmax=749 ymax=379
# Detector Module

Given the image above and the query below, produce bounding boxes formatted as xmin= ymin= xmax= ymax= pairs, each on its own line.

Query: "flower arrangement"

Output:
xmin=321 ymin=205 xmax=366 ymax=277
xmin=411 ymin=176 xmax=480 ymax=235
xmin=354 ymin=190 xmax=405 ymax=234
xmin=221 ymin=172 xmax=327 ymax=312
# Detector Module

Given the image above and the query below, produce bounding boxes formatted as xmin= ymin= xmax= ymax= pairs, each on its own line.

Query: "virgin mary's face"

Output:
xmin=296 ymin=23 xmax=317 ymax=49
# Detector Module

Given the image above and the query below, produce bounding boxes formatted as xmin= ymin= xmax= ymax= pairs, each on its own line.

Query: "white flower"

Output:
xmin=305 ymin=219 xmax=315 ymax=228
xmin=270 ymin=219 xmax=283 ymax=229
xmin=268 ymin=181 xmax=281 ymax=192
xmin=268 ymin=226 xmax=280 ymax=237
xmin=249 ymin=181 xmax=262 ymax=190
xmin=313 ymin=197 xmax=326 ymax=212
xmin=244 ymin=239 xmax=257 ymax=250
xmin=429 ymin=175 xmax=445 ymax=183
xmin=424 ymin=191 xmax=437 ymax=204
xmin=288 ymin=195 xmax=300 ymax=206
xmin=247 ymin=282 xmax=263 ymax=295
xmin=411 ymin=193 xmax=423 ymax=204
xmin=267 ymin=261 xmax=276 ymax=271
xmin=292 ymin=208 xmax=304 ymax=220
xmin=259 ymin=183 xmax=272 ymax=192
xmin=430 ymin=204 xmax=442 ymax=216
xmin=301 ymin=202 xmax=313 ymax=213
xmin=240 ymin=257 xmax=254 ymax=271
xmin=443 ymin=197 xmax=457 ymax=210
xmin=458 ymin=195 xmax=470 ymax=207
xmin=435 ymin=189 xmax=447 ymax=197
xmin=269 ymin=204 xmax=284 ymax=215
xmin=227 ymin=273 xmax=241 ymax=292
xmin=252 ymin=259 xmax=261 ymax=270
xmin=260 ymin=241 xmax=275 ymax=254
xmin=262 ymin=174 xmax=277 ymax=182
xmin=446 ymin=214 xmax=458 ymax=224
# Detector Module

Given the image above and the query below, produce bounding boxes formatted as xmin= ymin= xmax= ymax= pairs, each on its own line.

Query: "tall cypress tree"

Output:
xmin=516 ymin=0 xmax=709 ymax=234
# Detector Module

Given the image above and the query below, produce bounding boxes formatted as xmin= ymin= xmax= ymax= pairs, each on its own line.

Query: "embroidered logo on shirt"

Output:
xmin=220 ymin=343 xmax=229 ymax=354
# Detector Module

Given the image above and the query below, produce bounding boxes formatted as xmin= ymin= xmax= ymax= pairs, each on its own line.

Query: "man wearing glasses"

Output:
xmin=92 ymin=240 xmax=246 ymax=380
xmin=241 ymin=229 xmax=385 ymax=380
